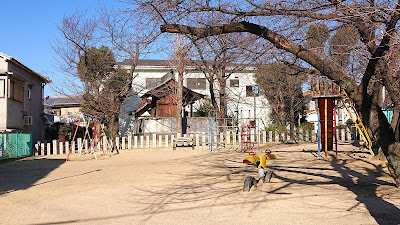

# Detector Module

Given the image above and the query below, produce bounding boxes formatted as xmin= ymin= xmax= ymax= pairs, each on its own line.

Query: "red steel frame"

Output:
xmin=240 ymin=111 xmax=259 ymax=152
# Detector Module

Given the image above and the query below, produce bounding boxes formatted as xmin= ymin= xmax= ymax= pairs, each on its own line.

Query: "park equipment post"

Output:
xmin=66 ymin=116 xmax=82 ymax=161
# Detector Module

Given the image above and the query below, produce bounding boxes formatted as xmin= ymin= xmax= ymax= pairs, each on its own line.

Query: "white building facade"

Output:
xmin=120 ymin=59 xmax=272 ymax=134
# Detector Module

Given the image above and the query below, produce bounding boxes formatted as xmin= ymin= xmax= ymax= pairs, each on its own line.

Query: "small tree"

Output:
xmin=77 ymin=46 xmax=132 ymax=147
xmin=255 ymin=62 xmax=306 ymax=141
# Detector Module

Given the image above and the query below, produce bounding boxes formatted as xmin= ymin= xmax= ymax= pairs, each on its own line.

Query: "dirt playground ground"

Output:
xmin=1 ymin=143 xmax=399 ymax=225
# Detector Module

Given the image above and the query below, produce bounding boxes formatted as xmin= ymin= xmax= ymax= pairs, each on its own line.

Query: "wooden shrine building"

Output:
xmin=131 ymin=77 xmax=205 ymax=118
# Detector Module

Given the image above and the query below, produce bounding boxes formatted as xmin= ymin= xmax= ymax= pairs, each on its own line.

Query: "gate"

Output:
xmin=0 ymin=133 xmax=32 ymax=160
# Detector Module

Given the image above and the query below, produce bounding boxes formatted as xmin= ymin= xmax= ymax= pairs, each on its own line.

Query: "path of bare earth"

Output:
xmin=1 ymin=143 xmax=399 ymax=225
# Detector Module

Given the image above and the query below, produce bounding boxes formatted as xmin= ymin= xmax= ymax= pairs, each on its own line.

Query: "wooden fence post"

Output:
xmin=84 ymin=139 xmax=88 ymax=153
xmin=77 ymin=138 xmax=82 ymax=154
xmin=40 ymin=142 xmax=44 ymax=156
xmin=116 ymin=137 xmax=120 ymax=150
xmin=153 ymin=134 xmax=157 ymax=148
xmin=34 ymin=142 xmax=39 ymax=156
xmin=134 ymin=136 xmax=138 ymax=149
xmin=159 ymin=135 xmax=162 ymax=148
xmin=128 ymin=135 xmax=132 ymax=149
xmin=122 ymin=137 xmax=126 ymax=149
xmin=59 ymin=142 xmax=63 ymax=155
xmin=146 ymin=136 xmax=150 ymax=148
xmin=52 ymin=140 xmax=57 ymax=155
xmin=269 ymin=131 xmax=272 ymax=143
xmin=46 ymin=142 xmax=51 ymax=155
xmin=165 ymin=135 xmax=169 ymax=148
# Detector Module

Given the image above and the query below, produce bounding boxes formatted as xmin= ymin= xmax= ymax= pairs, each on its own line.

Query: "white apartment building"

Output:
xmin=120 ymin=59 xmax=272 ymax=125
xmin=118 ymin=59 xmax=272 ymax=135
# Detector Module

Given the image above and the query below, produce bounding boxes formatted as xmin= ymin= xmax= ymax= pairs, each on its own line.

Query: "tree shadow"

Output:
xmin=0 ymin=158 xmax=65 ymax=195
xmin=25 ymin=147 xmax=400 ymax=225
xmin=267 ymin=154 xmax=400 ymax=224
xmin=128 ymin=150 xmax=400 ymax=224
xmin=330 ymin=157 xmax=400 ymax=224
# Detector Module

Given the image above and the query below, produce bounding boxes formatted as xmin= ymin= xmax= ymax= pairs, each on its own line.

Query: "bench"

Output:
xmin=173 ymin=137 xmax=195 ymax=150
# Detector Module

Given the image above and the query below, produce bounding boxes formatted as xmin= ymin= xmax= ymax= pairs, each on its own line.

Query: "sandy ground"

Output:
xmin=0 ymin=143 xmax=399 ymax=225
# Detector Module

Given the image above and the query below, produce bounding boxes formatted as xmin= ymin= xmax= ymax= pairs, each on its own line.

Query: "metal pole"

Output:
xmin=317 ymin=113 xmax=321 ymax=155
xmin=334 ymin=106 xmax=338 ymax=157
xmin=66 ymin=117 xmax=81 ymax=161
xmin=324 ymin=99 xmax=328 ymax=158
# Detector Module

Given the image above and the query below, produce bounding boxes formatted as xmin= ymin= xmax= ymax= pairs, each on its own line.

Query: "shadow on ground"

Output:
xmin=27 ymin=146 xmax=400 ymax=225
xmin=130 ymin=149 xmax=400 ymax=224
xmin=0 ymin=158 xmax=66 ymax=195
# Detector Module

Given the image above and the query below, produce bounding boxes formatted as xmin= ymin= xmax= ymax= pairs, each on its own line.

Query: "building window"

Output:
xmin=246 ymin=85 xmax=259 ymax=97
xmin=230 ymin=79 xmax=239 ymax=87
xmin=28 ymin=86 xmax=32 ymax=100
xmin=187 ymin=78 xmax=206 ymax=90
xmin=53 ymin=109 xmax=61 ymax=116
xmin=146 ymin=78 xmax=162 ymax=89
xmin=8 ymin=79 xmax=24 ymax=102
xmin=0 ymin=79 xmax=5 ymax=98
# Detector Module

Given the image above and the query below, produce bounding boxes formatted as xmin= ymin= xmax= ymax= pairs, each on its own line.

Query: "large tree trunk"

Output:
xmin=289 ymin=104 xmax=295 ymax=141
xmin=208 ymin=78 xmax=219 ymax=115
xmin=391 ymin=108 xmax=400 ymax=141
xmin=176 ymin=70 xmax=183 ymax=134
xmin=109 ymin=115 xmax=119 ymax=153
xmin=218 ymin=69 xmax=227 ymax=133
xmin=361 ymin=88 xmax=400 ymax=186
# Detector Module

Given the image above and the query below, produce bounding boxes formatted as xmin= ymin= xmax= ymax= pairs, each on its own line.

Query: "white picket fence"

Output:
xmin=33 ymin=127 xmax=360 ymax=156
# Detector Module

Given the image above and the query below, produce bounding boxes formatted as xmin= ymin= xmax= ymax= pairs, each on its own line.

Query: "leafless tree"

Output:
xmin=187 ymin=33 xmax=268 ymax=133
xmin=255 ymin=62 xmax=306 ymax=141
xmin=129 ymin=0 xmax=400 ymax=186
xmin=173 ymin=35 xmax=190 ymax=134
xmin=53 ymin=8 xmax=158 ymax=146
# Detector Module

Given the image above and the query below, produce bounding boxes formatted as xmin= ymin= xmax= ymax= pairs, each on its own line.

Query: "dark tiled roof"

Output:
xmin=44 ymin=95 xmax=83 ymax=107
xmin=118 ymin=59 xmax=257 ymax=70
xmin=118 ymin=59 xmax=202 ymax=67
xmin=141 ymin=78 xmax=205 ymax=104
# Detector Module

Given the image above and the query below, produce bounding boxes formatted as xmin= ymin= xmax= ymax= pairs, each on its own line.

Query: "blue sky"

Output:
xmin=0 ymin=0 xmax=128 ymax=96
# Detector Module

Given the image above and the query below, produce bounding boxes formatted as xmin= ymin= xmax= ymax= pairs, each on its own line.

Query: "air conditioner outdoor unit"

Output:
xmin=23 ymin=116 xmax=32 ymax=126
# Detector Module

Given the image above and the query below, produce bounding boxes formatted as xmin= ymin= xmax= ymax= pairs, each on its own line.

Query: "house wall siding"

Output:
xmin=2 ymin=60 xmax=45 ymax=143
xmin=60 ymin=106 xmax=81 ymax=116
xmin=0 ymin=60 xmax=8 ymax=129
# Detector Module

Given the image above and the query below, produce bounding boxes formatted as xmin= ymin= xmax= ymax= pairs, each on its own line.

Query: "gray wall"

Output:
xmin=119 ymin=117 xmax=223 ymax=136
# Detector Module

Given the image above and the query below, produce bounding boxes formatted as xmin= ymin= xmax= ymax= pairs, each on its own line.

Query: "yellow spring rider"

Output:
xmin=242 ymin=150 xmax=276 ymax=192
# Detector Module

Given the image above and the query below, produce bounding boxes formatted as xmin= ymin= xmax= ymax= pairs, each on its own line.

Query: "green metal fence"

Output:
xmin=383 ymin=109 xmax=394 ymax=124
xmin=0 ymin=133 xmax=32 ymax=160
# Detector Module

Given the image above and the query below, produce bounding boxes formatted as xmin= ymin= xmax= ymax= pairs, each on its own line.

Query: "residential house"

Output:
xmin=0 ymin=52 xmax=51 ymax=143
xmin=44 ymin=95 xmax=83 ymax=123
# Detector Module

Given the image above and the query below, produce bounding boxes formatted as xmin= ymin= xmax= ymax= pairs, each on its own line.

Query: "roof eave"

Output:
xmin=1 ymin=55 xmax=51 ymax=83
